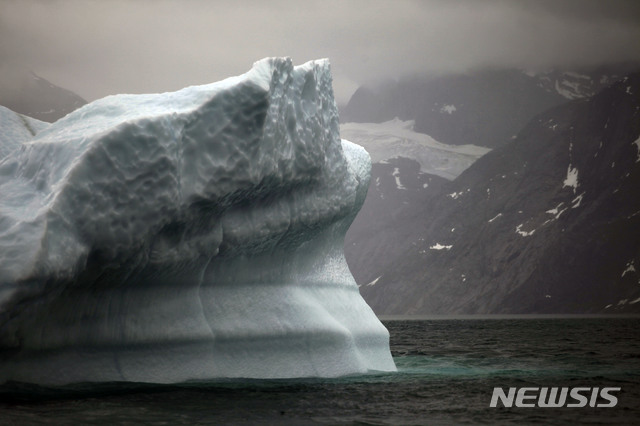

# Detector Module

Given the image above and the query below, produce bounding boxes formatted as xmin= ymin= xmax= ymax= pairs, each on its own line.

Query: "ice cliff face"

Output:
xmin=0 ymin=57 xmax=395 ymax=385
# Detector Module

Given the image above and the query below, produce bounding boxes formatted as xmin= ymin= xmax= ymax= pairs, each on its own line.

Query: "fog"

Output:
xmin=1 ymin=0 xmax=639 ymax=104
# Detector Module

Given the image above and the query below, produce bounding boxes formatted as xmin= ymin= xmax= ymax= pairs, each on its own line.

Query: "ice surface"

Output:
xmin=340 ymin=118 xmax=490 ymax=180
xmin=366 ymin=276 xmax=382 ymax=287
xmin=0 ymin=106 xmax=49 ymax=160
xmin=0 ymin=57 xmax=395 ymax=385
xmin=622 ymin=261 xmax=636 ymax=278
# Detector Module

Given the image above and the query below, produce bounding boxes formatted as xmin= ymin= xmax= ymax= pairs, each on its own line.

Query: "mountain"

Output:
xmin=354 ymin=73 xmax=640 ymax=314
xmin=0 ymin=71 xmax=86 ymax=122
xmin=530 ymin=64 xmax=640 ymax=100
xmin=341 ymin=119 xmax=488 ymax=288
xmin=341 ymin=65 xmax=639 ymax=149
xmin=344 ymin=157 xmax=450 ymax=289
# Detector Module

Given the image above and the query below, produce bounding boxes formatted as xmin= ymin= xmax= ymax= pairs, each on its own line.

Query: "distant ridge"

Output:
xmin=0 ymin=71 xmax=86 ymax=122
xmin=341 ymin=64 xmax=640 ymax=149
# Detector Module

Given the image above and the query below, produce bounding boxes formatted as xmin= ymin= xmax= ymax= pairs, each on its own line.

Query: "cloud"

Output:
xmin=1 ymin=0 xmax=639 ymax=104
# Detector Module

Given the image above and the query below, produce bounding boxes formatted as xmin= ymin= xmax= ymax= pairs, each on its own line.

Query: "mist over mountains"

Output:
xmin=342 ymin=64 xmax=639 ymax=149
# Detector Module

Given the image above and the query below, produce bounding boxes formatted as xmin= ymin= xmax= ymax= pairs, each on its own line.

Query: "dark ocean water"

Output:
xmin=1 ymin=316 xmax=639 ymax=425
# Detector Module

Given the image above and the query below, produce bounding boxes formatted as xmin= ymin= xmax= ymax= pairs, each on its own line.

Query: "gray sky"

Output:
xmin=1 ymin=0 xmax=640 ymax=104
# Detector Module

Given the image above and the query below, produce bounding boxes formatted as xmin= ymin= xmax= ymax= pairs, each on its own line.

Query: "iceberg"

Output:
xmin=0 ymin=58 xmax=396 ymax=385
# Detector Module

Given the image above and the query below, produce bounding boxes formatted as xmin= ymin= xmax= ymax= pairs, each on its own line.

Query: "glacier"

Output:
xmin=340 ymin=118 xmax=490 ymax=180
xmin=0 ymin=57 xmax=396 ymax=385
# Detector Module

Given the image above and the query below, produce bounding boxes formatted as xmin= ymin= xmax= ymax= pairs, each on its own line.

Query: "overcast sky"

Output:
xmin=1 ymin=0 xmax=639 ymax=104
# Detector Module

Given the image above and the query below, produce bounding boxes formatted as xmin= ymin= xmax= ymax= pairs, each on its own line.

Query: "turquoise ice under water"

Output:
xmin=1 ymin=317 xmax=639 ymax=425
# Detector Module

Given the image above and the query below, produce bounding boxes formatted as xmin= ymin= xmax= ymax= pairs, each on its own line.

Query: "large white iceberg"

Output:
xmin=0 ymin=58 xmax=395 ymax=385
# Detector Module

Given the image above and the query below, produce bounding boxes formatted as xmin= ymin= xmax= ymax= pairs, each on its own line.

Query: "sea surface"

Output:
xmin=1 ymin=316 xmax=639 ymax=425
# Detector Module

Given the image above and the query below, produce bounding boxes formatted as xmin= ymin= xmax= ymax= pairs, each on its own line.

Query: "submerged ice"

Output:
xmin=0 ymin=58 xmax=395 ymax=385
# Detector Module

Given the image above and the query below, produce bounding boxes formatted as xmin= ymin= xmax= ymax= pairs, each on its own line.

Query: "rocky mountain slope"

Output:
xmin=341 ymin=120 xmax=487 ymax=289
xmin=352 ymin=73 xmax=640 ymax=314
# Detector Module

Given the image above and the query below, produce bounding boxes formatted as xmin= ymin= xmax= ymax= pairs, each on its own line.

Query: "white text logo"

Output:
xmin=490 ymin=387 xmax=620 ymax=408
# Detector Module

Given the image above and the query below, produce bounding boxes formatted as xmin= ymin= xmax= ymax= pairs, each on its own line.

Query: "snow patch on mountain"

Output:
xmin=488 ymin=213 xmax=503 ymax=223
xmin=515 ymin=224 xmax=536 ymax=237
xmin=367 ymin=276 xmax=382 ymax=286
xmin=440 ymin=104 xmax=457 ymax=114
xmin=622 ymin=261 xmax=636 ymax=277
xmin=392 ymin=167 xmax=406 ymax=190
xmin=572 ymin=192 xmax=585 ymax=208
xmin=563 ymin=165 xmax=579 ymax=193
xmin=429 ymin=243 xmax=453 ymax=250
xmin=555 ymin=79 xmax=580 ymax=100
xmin=448 ymin=188 xmax=471 ymax=199
xmin=546 ymin=202 xmax=567 ymax=219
